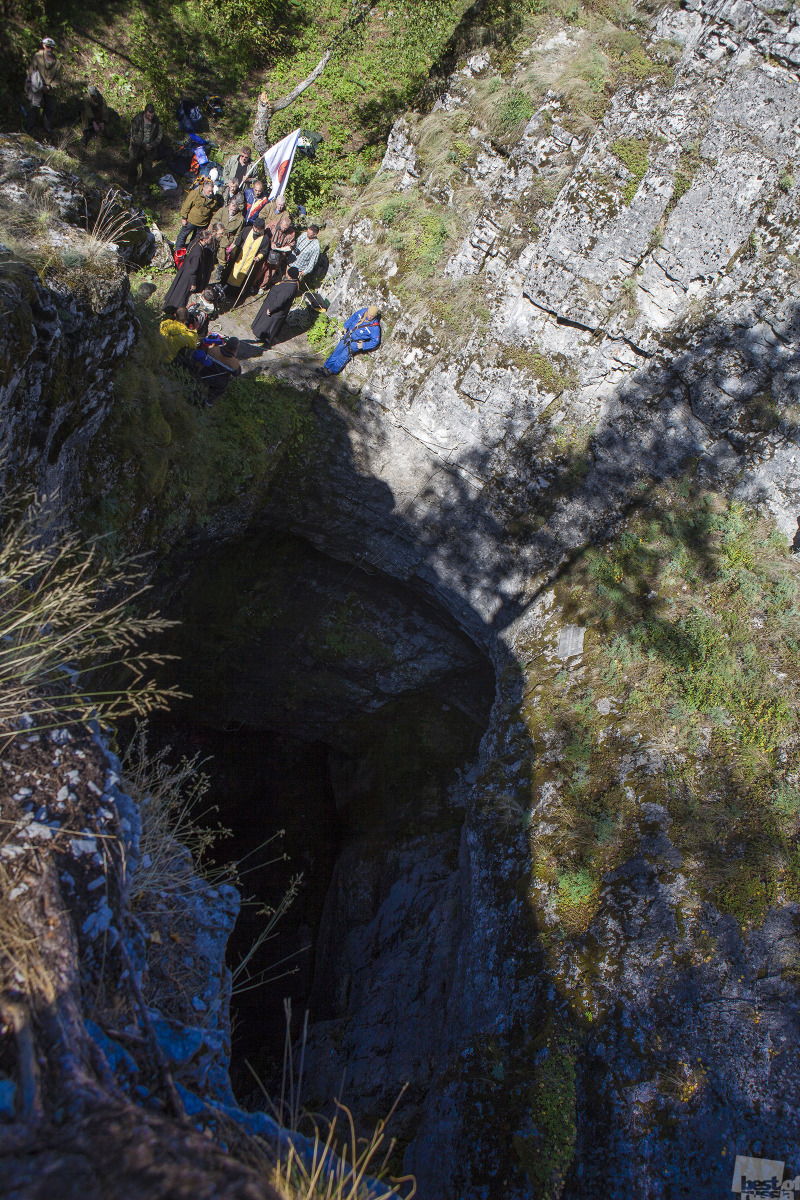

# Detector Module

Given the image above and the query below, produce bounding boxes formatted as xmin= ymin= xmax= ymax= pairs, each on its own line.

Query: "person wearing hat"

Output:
xmin=211 ymin=194 xmax=246 ymax=283
xmin=175 ymin=175 xmax=223 ymax=254
xmin=222 ymin=146 xmax=254 ymax=194
xmin=251 ymin=265 xmax=300 ymax=348
xmin=25 ymin=37 xmax=61 ymax=135
xmin=128 ymin=104 xmax=163 ymax=189
xmin=317 ymin=305 xmax=381 ymax=376
xmin=80 ymin=85 xmax=109 ymax=147
xmin=225 ymin=217 xmax=271 ymax=296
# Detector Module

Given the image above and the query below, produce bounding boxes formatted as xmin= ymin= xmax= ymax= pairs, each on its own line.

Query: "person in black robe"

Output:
xmin=251 ymin=266 xmax=300 ymax=347
xmin=162 ymin=228 xmax=216 ymax=313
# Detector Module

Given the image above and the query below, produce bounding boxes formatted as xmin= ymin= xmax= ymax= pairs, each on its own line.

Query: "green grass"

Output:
xmin=493 ymin=89 xmax=535 ymax=138
xmin=80 ymin=296 xmax=315 ymax=553
xmin=1 ymin=0 xmax=474 ymax=217
xmin=499 ymin=344 xmax=577 ymax=395
xmin=554 ymin=868 xmax=599 ymax=931
xmin=520 ymin=480 xmax=800 ymax=937
xmin=663 ymin=142 xmax=709 ymax=219
xmin=306 ymin=311 xmax=341 ymax=356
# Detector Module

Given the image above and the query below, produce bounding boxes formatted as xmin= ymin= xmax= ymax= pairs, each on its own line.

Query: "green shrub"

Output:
xmin=306 ymin=311 xmax=341 ymax=357
xmin=611 ymin=137 xmax=649 ymax=204
xmin=495 ymin=89 xmax=535 ymax=136
xmin=83 ymin=299 xmax=314 ymax=552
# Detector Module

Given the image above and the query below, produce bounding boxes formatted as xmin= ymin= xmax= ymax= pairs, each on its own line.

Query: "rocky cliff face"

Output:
xmin=253 ymin=1 xmax=800 ymax=1194
xmin=4 ymin=3 xmax=800 ymax=1196
xmin=0 ymin=135 xmax=143 ymax=507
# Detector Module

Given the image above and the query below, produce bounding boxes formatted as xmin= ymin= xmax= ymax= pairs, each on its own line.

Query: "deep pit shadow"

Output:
xmin=147 ymin=525 xmax=495 ymax=1095
xmin=146 ymin=299 xmax=800 ymax=1198
xmin=248 ymin=301 xmax=800 ymax=1197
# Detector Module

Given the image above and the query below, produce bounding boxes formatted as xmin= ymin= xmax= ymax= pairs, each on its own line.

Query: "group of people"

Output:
xmin=161 ymin=148 xmax=329 ymax=367
xmin=173 ymin=147 xmax=322 ymax=300
xmin=161 ymin=155 xmax=382 ymax=385
xmin=24 ymin=36 xmax=383 ymax=385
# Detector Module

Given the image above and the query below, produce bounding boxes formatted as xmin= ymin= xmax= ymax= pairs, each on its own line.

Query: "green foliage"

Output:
xmin=648 ymin=224 xmax=663 ymax=252
xmin=369 ymin=193 xmax=454 ymax=274
xmin=3 ymin=0 xmax=471 ymax=218
xmin=264 ymin=0 xmax=471 ymax=210
xmin=522 ymin=478 xmax=800 ymax=942
xmin=779 ymin=171 xmax=794 ymax=194
xmin=555 ymin=868 xmax=599 ymax=931
xmin=664 ymin=142 xmax=708 ymax=218
xmin=513 ymin=1027 xmax=579 ymax=1196
xmin=611 ymin=137 xmax=649 ymax=205
xmin=500 ymin=344 xmax=577 ymax=395
xmin=82 ymin=298 xmax=314 ymax=553
xmin=379 ymin=197 xmax=411 ymax=225
xmin=574 ymin=47 xmax=609 ymax=94
xmin=417 ymin=213 xmax=449 ymax=265
xmin=494 ymin=89 xmax=535 ymax=137
xmin=305 ymin=311 xmax=341 ymax=357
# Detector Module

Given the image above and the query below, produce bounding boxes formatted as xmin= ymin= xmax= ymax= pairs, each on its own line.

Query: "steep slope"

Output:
xmin=245 ymin=1 xmax=800 ymax=1195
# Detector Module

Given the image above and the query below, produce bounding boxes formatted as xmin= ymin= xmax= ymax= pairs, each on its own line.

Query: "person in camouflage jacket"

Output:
xmin=128 ymin=105 xmax=162 ymax=188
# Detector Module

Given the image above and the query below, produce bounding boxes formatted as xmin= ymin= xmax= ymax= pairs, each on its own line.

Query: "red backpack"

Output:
xmin=173 ymin=246 xmax=187 ymax=270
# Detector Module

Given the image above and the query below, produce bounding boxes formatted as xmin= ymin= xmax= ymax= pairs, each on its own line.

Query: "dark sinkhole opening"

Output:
xmin=147 ymin=528 xmax=495 ymax=1101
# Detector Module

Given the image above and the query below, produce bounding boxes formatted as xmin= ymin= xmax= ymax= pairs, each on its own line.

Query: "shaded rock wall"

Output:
xmin=0 ymin=256 xmax=134 ymax=506
xmin=255 ymin=1 xmax=800 ymax=1195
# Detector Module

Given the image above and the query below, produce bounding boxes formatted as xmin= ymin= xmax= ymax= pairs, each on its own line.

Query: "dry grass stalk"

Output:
xmin=82 ymin=189 xmax=143 ymax=260
xmin=231 ymin=876 xmax=303 ymax=997
xmin=272 ymin=1090 xmax=415 ymax=1200
xmin=0 ymin=832 xmax=55 ymax=1006
xmin=0 ymin=495 xmax=183 ymax=739
xmin=121 ymin=724 xmax=230 ymax=905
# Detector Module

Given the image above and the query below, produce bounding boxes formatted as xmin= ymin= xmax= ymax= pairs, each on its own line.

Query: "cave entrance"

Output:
xmin=148 ymin=529 xmax=494 ymax=1099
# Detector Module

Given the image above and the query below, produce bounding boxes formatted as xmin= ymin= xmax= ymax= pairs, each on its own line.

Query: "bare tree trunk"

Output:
xmin=252 ymin=0 xmax=381 ymax=155
xmin=252 ymin=49 xmax=332 ymax=156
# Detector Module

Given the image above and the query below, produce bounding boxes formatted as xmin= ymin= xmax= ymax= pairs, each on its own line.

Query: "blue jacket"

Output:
xmin=343 ymin=308 xmax=381 ymax=351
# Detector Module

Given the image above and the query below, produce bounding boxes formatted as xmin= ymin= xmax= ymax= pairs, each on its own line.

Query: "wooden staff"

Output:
xmin=230 ymin=252 xmax=262 ymax=311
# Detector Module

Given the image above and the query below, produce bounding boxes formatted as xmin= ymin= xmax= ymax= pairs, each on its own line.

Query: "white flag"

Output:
xmin=263 ymin=128 xmax=301 ymax=201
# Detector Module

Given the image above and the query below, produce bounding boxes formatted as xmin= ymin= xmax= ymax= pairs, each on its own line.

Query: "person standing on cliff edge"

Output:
xmin=25 ymin=37 xmax=61 ymax=136
xmin=128 ymin=104 xmax=163 ymax=189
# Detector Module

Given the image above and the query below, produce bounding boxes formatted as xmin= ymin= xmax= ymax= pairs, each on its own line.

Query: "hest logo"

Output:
xmin=731 ymin=1155 xmax=800 ymax=1199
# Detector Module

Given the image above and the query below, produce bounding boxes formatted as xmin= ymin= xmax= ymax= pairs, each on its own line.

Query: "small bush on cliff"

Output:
xmin=611 ymin=136 xmax=649 ymax=204
xmin=306 ymin=312 xmax=341 ymax=357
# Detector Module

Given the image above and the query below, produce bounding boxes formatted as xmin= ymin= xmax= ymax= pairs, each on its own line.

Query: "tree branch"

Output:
xmin=252 ymin=0 xmax=381 ymax=155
